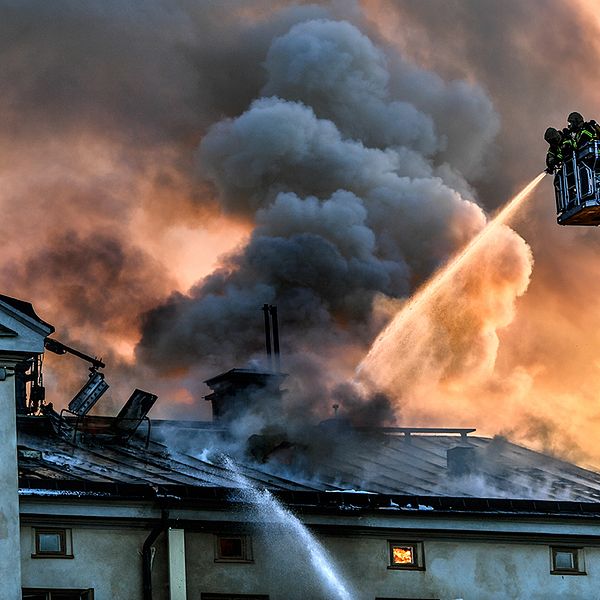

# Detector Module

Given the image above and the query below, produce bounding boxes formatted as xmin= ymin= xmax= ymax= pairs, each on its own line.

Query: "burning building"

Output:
xmin=3 ymin=294 xmax=600 ymax=600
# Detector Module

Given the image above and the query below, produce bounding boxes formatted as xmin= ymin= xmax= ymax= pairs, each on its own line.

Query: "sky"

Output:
xmin=3 ymin=0 xmax=600 ymax=465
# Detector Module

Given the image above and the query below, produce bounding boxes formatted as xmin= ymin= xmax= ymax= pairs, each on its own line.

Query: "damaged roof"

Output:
xmin=16 ymin=413 xmax=600 ymax=506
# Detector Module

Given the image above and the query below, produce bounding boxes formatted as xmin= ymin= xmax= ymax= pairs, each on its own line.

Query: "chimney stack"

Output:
xmin=262 ymin=304 xmax=281 ymax=373
xmin=262 ymin=304 xmax=272 ymax=369
xmin=269 ymin=305 xmax=281 ymax=373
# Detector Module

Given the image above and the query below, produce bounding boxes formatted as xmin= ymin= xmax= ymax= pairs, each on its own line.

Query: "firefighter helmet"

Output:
xmin=568 ymin=112 xmax=584 ymax=128
xmin=544 ymin=127 xmax=561 ymax=143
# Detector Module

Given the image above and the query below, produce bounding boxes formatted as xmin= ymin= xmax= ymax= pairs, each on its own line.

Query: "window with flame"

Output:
xmin=388 ymin=541 xmax=425 ymax=570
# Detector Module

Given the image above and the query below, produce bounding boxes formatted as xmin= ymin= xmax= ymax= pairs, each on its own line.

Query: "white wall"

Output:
xmin=20 ymin=526 xmax=150 ymax=599
xmin=18 ymin=510 xmax=600 ymax=600
xmin=0 ymin=366 xmax=23 ymax=600
xmin=186 ymin=530 xmax=600 ymax=600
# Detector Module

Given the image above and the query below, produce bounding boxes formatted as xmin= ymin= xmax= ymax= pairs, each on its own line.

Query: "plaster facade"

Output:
xmin=16 ymin=498 xmax=600 ymax=600
xmin=185 ymin=529 xmax=600 ymax=600
xmin=0 ymin=296 xmax=53 ymax=600
xmin=20 ymin=525 xmax=149 ymax=598
xmin=0 ymin=362 xmax=22 ymax=600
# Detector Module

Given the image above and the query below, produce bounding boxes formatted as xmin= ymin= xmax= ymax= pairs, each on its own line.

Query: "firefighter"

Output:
xmin=544 ymin=127 xmax=563 ymax=174
xmin=567 ymin=111 xmax=600 ymax=149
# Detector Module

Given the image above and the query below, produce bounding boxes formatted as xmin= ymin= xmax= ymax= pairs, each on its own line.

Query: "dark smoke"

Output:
xmin=0 ymin=1 xmax=348 ymax=412
xmin=331 ymin=383 xmax=396 ymax=428
xmin=2 ymin=230 xmax=173 ymax=337
xmin=4 ymin=0 xmax=600 ymax=469
xmin=1 ymin=1 xmax=545 ymax=441
xmin=138 ymin=18 xmax=496 ymax=413
xmin=367 ymin=0 xmax=598 ymax=206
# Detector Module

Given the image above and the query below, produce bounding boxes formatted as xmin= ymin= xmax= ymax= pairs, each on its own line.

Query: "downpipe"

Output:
xmin=143 ymin=510 xmax=169 ymax=600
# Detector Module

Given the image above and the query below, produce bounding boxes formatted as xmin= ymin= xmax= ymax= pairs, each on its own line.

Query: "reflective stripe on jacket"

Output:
xmin=574 ymin=123 xmax=599 ymax=147
xmin=546 ymin=146 xmax=562 ymax=169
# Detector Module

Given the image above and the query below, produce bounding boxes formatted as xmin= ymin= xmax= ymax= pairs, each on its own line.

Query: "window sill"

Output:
xmin=31 ymin=553 xmax=74 ymax=559
xmin=550 ymin=570 xmax=587 ymax=576
xmin=214 ymin=558 xmax=254 ymax=564
xmin=387 ymin=565 xmax=425 ymax=571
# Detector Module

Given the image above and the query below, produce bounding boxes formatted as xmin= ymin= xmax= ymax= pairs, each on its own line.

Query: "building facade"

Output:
xmin=4 ymin=295 xmax=600 ymax=600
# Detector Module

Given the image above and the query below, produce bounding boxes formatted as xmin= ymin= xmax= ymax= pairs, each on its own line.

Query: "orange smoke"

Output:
xmin=8 ymin=0 xmax=600 ymax=469
xmin=361 ymin=218 xmax=533 ymax=427
xmin=355 ymin=0 xmax=600 ymax=467
xmin=0 ymin=131 xmax=249 ymax=410
xmin=360 ymin=173 xmax=600 ymax=467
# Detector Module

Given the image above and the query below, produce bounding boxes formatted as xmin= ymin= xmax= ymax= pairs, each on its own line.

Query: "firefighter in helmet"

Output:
xmin=566 ymin=111 xmax=600 ymax=149
xmin=544 ymin=127 xmax=563 ymax=174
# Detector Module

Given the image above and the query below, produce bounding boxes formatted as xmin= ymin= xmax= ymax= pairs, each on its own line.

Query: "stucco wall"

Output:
xmin=17 ymin=518 xmax=600 ymax=600
xmin=186 ymin=530 xmax=600 ymax=600
xmin=0 ymin=370 xmax=22 ymax=600
xmin=20 ymin=525 xmax=151 ymax=599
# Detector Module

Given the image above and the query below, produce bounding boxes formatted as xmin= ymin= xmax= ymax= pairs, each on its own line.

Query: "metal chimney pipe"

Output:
xmin=269 ymin=305 xmax=281 ymax=372
xmin=262 ymin=304 xmax=273 ymax=370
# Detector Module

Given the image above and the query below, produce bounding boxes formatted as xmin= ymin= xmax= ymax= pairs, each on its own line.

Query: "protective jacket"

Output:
xmin=572 ymin=121 xmax=600 ymax=148
xmin=560 ymin=129 xmax=575 ymax=157
xmin=546 ymin=144 xmax=562 ymax=172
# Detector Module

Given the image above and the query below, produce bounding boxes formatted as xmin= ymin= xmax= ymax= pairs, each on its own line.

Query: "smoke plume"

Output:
xmin=4 ymin=0 xmax=600 ymax=467
xmin=138 ymin=16 xmax=501 ymax=428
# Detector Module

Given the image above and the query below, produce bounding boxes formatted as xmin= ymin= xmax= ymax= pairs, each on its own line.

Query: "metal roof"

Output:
xmin=16 ymin=415 xmax=600 ymax=504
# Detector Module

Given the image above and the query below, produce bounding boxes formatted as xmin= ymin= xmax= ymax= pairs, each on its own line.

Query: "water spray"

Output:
xmin=360 ymin=172 xmax=546 ymax=375
xmin=223 ymin=457 xmax=354 ymax=600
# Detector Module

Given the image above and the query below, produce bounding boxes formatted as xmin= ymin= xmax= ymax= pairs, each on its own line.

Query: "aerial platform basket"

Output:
xmin=555 ymin=140 xmax=600 ymax=225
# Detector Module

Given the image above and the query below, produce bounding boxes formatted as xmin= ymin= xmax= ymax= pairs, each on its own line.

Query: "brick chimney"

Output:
xmin=0 ymin=294 xmax=54 ymax=597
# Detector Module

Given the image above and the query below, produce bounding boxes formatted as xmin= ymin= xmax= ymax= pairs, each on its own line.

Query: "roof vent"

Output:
xmin=447 ymin=446 xmax=478 ymax=477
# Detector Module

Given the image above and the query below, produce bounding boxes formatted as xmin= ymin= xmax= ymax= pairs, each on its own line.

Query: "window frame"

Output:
xmin=214 ymin=534 xmax=254 ymax=564
xmin=550 ymin=546 xmax=586 ymax=575
xmin=201 ymin=594 xmax=268 ymax=600
xmin=31 ymin=528 xmax=73 ymax=559
xmin=387 ymin=540 xmax=425 ymax=571
xmin=22 ymin=588 xmax=94 ymax=600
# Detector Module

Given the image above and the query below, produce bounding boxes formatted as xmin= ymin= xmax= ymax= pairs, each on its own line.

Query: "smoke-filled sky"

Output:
xmin=3 ymin=0 xmax=600 ymax=465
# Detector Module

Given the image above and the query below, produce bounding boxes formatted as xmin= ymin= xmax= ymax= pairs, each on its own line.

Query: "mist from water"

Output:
xmin=224 ymin=458 xmax=354 ymax=600
xmin=360 ymin=172 xmax=546 ymax=379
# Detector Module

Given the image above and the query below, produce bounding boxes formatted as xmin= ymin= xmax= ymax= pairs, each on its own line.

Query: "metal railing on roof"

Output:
xmin=355 ymin=427 xmax=476 ymax=441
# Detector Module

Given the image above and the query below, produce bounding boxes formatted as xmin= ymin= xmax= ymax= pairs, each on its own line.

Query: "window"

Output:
xmin=32 ymin=529 xmax=73 ymax=559
xmin=214 ymin=535 xmax=253 ymax=563
xmin=550 ymin=546 xmax=586 ymax=575
xmin=388 ymin=541 xmax=425 ymax=571
xmin=22 ymin=589 xmax=93 ymax=600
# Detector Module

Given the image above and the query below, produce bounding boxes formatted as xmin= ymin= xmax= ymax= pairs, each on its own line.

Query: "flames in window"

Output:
xmin=392 ymin=546 xmax=414 ymax=565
